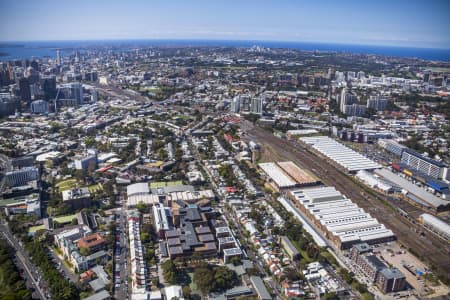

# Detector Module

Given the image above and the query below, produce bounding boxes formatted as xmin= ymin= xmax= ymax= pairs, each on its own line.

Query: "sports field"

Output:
xmin=150 ymin=180 xmax=183 ymax=189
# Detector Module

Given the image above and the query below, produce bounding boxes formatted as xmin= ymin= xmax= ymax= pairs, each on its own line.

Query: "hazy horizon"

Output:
xmin=2 ymin=38 xmax=450 ymax=51
xmin=1 ymin=0 xmax=449 ymax=49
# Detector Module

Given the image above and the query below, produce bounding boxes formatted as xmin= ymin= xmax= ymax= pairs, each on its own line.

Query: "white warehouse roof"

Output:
xmin=127 ymin=182 xmax=150 ymax=197
xmin=290 ymin=186 xmax=395 ymax=246
xmin=259 ymin=162 xmax=297 ymax=188
xmin=375 ymin=168 xmax=449 ymax=209
xmin=300 ymin=136 xmax=381 ymax=171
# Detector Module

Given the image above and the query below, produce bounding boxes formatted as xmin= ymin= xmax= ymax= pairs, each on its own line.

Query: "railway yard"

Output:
xmin=240 ymin=120 xmax=450 ymax=284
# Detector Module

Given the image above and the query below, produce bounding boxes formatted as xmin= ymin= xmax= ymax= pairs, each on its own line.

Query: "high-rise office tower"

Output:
xmin=230 ymin=96 xmax=241 ymax=113
xmin=41 ymin=76 xmax=57 ymax=101
xmin=423 ymin=71 xmax=431 ymax=83
xmin=339 ymin=88 xmax=357 ymax=113
xmin=30 ymin=60 xmax=39 ymax=71
xmin=56 ymin=50 xmax=61 ymax=65
xmin=58 ymin=82 xmax=84 ymax=105
xmin=250 ymin=97 xmax=263 ymax=114
xmin=19 ymin=77 xmax=31 ymax=104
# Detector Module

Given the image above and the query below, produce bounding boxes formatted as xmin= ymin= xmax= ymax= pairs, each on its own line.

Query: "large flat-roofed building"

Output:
xmin=166 ymin=190 xmax=215 ymax=203
xmin=2 ymin=193 xmax=41 ymax=218
xmin=126 ymin=182 xmax=160 ymax=207
xmin=277 ymin=161 xmax=320 ymax=187
xmin=375 ymin=168 xmax=450 ymax=212
xmin=250 ymin=276 xmax=272 ymax=300
xmin=127 ymin=182 xmax=150 ymax=196
xmin=4 ymin=167 xmax=39 ymax=187
xmin=152 ymin=203 xmax=170 ymax=237
xmin=289 ymin=187 xmax=395 ymax=249
xmin=378 ymin=139 xmax=407 ymax=157
xmin=163 ymin=204 xmax=218 ymax=259
xmin=259 ymin=162 xmax=298 ymax=190
xmin=401 ymin=149 xmax=449 ymax=181
xmin=258 ymin=161 xmax=320 ymax=191
xmin=62 ymin=187 xmax=91 ymax=209
xmin=300 ymin=136 xmax=381 ymax=172
xmin=74 ymin=154 xmax=97 ymax=171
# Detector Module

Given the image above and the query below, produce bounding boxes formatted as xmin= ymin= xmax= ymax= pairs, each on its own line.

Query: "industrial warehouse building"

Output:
xmin=258 ymin=161 xmax=319 ymax=191
xmin=289 ymin=187 xmax=395 ymax=249
xmin=378 ymin=139 xmax=407 ymax=157
xmin=356 ymin=170 xmax=399 ymax=193
xmin=300 ymin=136 xmax=381 ymax=172
xmin=375 ymin=168 xmax=450 ymax=212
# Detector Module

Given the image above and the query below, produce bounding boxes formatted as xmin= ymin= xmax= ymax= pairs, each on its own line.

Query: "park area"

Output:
xmin=56 ymin=179 xmax=78 ymax=192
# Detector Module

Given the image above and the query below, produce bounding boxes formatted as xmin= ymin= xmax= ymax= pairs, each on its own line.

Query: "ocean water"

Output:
xmin=1 ymin=39 xmax=450 ymax=62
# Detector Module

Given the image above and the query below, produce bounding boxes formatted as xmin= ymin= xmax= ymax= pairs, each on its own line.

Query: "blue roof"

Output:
xmin=426 ymin=180 xmax=449 ymax=192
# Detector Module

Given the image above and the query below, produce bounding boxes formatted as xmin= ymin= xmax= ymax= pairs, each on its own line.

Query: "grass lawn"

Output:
xmin=56 ymin=179 xmax=78 ymax=191
xmin=292 ymin=240 xmax=313 ymax=263
xmin=150 ymin=180 xmax=183 ymax=189
xmin=139 ymin=87 xmax=162 ymax=93
xmin=88 ymin=184 xmax=102 ymax=193
xmin=54 ymin=214 xmax=77 ymax=224
xmin=28 ymin=225 xmax=45 ymax=233
xmin=188 ymin=272 xmax=202 ymax=298
xmin=177 ymin=115 xmax=192 ymax=120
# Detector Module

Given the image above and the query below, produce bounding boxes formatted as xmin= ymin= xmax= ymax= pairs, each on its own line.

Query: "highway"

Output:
xmin=1 ymin=224 xmax=47 ymax=300
xmin=240 ymin=120 xmax=450 ymax=281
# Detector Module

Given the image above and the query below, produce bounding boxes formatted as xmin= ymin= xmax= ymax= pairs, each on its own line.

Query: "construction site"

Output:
xmin=241 ymin=121 xmax=450 ymax=284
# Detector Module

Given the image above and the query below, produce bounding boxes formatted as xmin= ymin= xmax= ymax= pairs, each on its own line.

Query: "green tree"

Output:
xmin=136 ymin=201 xmax=149 ymax=213
xmin=84 ymin=136 xmax=96 ymax=148
xmin=323 ymin=292 xmax=338 ymax=300
xmin=161 ymin=260 xmax=178 ymax=284
xmin=79 ymin=247 xmax=90 ymax=256
xmin=182 ymin=286 xmax=192 ymax=299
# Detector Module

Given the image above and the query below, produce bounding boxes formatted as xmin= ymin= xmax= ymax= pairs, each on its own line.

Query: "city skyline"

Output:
xmin=1 ymin=0 xmax=450 ymax=49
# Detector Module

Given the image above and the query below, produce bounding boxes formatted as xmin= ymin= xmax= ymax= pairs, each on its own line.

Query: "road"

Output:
xmin=240 ymin=121 xmax=450 ymax=282
xmin=0 ymin=224 xmax=47 ymax=300
xmin=187 ymin=135 xmax=284 ymax=299
xmin=0 ymin=153 xmax=12 ymax=192
xmin=47 ymin=246 xmax=79 ymax=284
xmin=113 ymin=193 xmax=130 ymax=300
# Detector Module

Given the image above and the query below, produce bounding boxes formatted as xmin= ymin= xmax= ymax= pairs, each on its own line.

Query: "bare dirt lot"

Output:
xmin=374 ymin=242 xmax=449 ymax=297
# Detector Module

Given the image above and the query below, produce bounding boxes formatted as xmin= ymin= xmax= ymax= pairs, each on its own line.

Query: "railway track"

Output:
xmin=242 ymin=123 xmax=450 ymax=282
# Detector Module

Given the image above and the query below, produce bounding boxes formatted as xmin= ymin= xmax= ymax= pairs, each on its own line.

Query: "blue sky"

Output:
xmin=1 ymin=0 xmax=449 ymax=48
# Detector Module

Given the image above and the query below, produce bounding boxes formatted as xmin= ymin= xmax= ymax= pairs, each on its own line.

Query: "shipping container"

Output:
xmin=403 ymin=169 xmax=413 ymax=177
xmin=392 ymin=163 xmax=402 ymax=172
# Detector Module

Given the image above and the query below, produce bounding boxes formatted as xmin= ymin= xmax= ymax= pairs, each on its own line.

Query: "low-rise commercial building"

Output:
xmin=62 ymin=187 xmax=91 ymax=209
